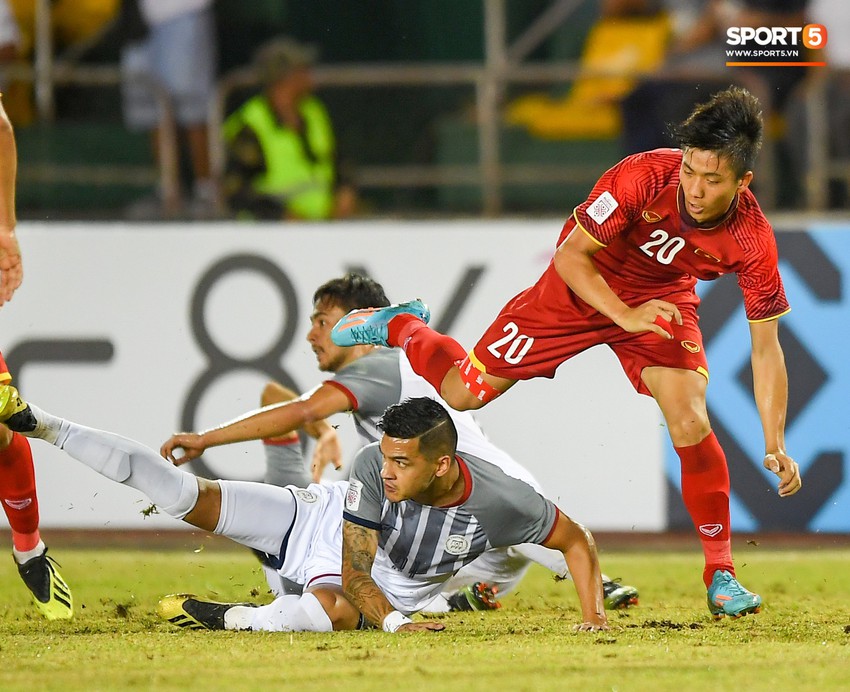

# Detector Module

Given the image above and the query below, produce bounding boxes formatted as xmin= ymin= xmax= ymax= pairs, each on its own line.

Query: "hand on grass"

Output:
xmin=573 ymin=622 xmax=610 ymax=632
xmin=397 ymin=621 xmax=446 ymax=632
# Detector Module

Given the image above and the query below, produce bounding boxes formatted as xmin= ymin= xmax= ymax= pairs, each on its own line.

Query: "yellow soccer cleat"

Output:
xmin=157 ymin=593 xmax=256 ymax=630
xmin=0 ymin=384 xmax=37 ymax=433
xmin=16 ymin=549 xmax=73 ymax=620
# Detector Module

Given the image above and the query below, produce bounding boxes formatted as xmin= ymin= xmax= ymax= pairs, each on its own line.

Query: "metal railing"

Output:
xmin=8 ymin=0 xmax=839 ymax=215
xmin=4 ymin=61 xmax=181 ymax=213
xmin=212 ymin=62 xmax=778 ymax=215
xmin=803 ymin=68 xmax=850 ymax=210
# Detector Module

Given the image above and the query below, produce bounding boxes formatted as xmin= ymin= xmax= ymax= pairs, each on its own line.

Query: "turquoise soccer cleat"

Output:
xmin=331 ymin=299 xmax=430 ymax=347
xmin=706 ymin=569 xmax=762 ymax=620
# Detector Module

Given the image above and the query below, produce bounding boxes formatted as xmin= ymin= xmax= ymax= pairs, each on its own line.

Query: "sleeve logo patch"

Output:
xmin=587 ymin=191 xmax=619 ymax=224
xmin=346 ymin=479 xmax=363 ymax=511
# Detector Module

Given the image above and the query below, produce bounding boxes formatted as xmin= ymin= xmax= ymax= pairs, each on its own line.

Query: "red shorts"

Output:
xmin=0 ymin=351 xmax=9 ymax=384
xmin=470 ymin=267 xmax=708 ymax=396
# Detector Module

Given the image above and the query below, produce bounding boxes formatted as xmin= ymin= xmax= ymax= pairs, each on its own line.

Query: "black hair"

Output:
xmin=312 ymin=272 xmax=390 ymax=313
xmin=670 ymin=86 xmax=763 ymax=177
xmin=379 ymin=398 xmax=458 ymax=459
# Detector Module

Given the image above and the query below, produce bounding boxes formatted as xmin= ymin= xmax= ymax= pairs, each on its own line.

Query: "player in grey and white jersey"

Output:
xmin=161 ymin=273 xmax=638 ymax=611
xmin=342 ymin=397 xmax=607 ymax=631
xmin=0 ymin=388 xmax=608 ymax=632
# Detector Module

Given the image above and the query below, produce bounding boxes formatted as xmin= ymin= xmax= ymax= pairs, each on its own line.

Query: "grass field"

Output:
xmin=0 ymin=540 xmax=848 ymax=691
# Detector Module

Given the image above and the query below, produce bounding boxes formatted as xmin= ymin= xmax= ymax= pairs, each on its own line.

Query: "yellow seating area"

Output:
xmin=505 ymin=15 xmax=671 ymax=140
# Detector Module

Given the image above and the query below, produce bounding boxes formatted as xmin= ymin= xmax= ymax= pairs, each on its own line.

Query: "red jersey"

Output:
xmin=563 ymin=148 xmax=789 ymax=322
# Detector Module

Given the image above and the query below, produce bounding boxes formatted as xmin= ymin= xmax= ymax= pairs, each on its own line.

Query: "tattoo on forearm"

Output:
xmin=342 ymin=522 xmax=393 ymax=624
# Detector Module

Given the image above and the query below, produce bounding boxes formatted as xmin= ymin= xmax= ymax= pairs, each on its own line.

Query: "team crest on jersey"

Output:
xmin=587 ymin=191 xmax=619 ymax=224
xmin=642 ymin=210 xmax=663 ymax=223
xmin=295 ymin=489 xmax=318 ymax=503
xmin=694 ymin=247 xmax=722 ymax=263
xmin=346 ymin=480 xmax=363 ymax=511
xmin=680 ymin=340 xmax=701 ymax=353
xmin=444 ymin=534 xmax=471 ymax=556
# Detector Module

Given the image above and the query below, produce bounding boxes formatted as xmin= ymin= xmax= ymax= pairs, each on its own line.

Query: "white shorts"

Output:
xmin=215 ymin=480 xmax=347 ymax=590
xmin=120 ymin=5 xmax=216 ymax=128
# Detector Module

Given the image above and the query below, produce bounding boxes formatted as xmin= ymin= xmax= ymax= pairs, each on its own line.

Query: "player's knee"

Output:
xmin=181 ymin=477 xmax=217 ymax=529
xmin=448 ymin=356 xmax=505 ymax=409
xmin=666 ymin=411 xmax=711 ymax=446
xmin=309 ymin=588 xmax=362 ymax=630
xmin=440 ymin=386 xmax=485 ymax=411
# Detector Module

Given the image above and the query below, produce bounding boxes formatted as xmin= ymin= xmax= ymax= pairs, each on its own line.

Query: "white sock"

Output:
xmin=419 ymin=594 xmax=451 ymax=614
xmin=511 ymin=543 xmax=571 ymax=579
xmin=55 ymin=418 xmax=199 ymax=519
xmin=236 ymin=592 xmax=333 ymax=632
xmin=508 ymin=545 xmax=611 ymax=583
xmin=222 ymin=604 xmax=258 ymax=631
xmin=12 ymin=539 xmax=46 ymax=565
xmin=18 ymin=402 xmax=67 ymax=445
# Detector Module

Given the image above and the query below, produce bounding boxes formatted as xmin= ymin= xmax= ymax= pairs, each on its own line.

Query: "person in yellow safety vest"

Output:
xmin=223 ymin=38 xmax=357 ymax=221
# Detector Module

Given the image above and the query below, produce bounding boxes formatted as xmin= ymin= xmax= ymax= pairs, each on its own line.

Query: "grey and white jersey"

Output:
xmin=343 ymin=442 xmax=557 ymax=612
xmin=329 ymin=348 xmax=541 ymax=492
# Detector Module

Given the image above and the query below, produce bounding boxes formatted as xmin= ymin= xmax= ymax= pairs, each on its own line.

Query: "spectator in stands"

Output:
xmin=120 ymin=0 xmax=217 ymax=219
xmin=620 ymin=0 xmax=810 ymax=157
xmin=222 ymin=37 xmax=357 ymax=221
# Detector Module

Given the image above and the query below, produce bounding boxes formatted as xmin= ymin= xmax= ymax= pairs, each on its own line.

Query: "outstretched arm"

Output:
xmin=542 ymin=510 xmax=609 ymax=631
xmin=342 ymin=520 xmax=444 ymax=633
xmin=0 ymin=95 xmax=22 ymax=306
xmin=160 ymin=383 xmax=350 ymax=464
xmin=749 ymin=319 xmax=801 ymax=497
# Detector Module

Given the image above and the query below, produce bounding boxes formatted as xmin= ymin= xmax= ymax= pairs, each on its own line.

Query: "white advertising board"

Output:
xmin=2 ymin=220 xmax=665 ymax=530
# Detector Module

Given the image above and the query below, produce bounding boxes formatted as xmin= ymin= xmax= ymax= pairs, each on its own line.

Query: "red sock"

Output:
xmin=388 ymin=315 xmax=466 ymax=394
xmin=675 ymin=431 xmax=734 ymax=587
xmin=0 ymin=433 xmax=41 ymax=552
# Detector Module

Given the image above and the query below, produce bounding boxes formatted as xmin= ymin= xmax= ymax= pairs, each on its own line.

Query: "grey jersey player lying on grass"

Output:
xmin=341 ymin=397 xmax=607 ymax=632
xmin=161 ymin=273 xmax=639 ymax=612
xmin=0 ymin=390 xmax=608 ymax=632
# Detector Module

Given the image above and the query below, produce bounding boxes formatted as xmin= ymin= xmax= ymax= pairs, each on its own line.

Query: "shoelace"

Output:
xmin=715 ymin=573 xmax=750 ymax=596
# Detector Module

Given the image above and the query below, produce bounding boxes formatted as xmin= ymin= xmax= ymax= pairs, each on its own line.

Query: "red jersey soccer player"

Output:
xmin=332 ymin=86 xmax=802 ymax=619
xmin=0 ymin=94 xmax=73 ymax=619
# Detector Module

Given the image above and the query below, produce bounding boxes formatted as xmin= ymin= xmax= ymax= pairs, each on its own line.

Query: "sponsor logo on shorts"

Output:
xmin=642 ymin=210 xmax=663 ymax=223
xmin=444 ymin=534 xmax=471 ymax=556
xmin=294 ymin=489 xmax=318 ymax=503
xmin=587 ymin=191 xmax=619 ymax=224
xmin=3 ymin=498 xmax=32 ymax=510
xmin=698 ymin=523 xmax=723 ymax=537
xmin=681 ymin=340 xmax=701 ymax=353
xmin=345 ymin=480 xmax=363 ymax=511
